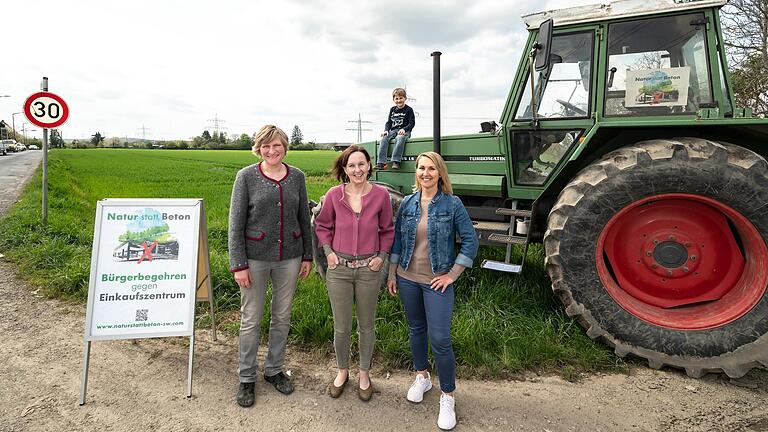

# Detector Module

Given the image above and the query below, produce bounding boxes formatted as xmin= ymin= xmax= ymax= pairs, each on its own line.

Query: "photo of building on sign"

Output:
xmin=625 ymin=67 xmax=690 ymax=108
xmin=111 ymin=208 xmax=180 ymax=262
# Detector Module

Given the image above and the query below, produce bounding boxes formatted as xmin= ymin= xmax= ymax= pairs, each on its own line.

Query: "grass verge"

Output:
xmin=0 ymin=149 xmax=625 ymax=379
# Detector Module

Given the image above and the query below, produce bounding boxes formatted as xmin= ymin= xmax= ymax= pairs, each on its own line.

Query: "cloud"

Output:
xmin=1 ymin=0 xmax=599 ymax=142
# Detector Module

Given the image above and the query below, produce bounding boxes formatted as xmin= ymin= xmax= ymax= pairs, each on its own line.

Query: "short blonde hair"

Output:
xmin=413 ymin=151 xmax=453 ymax=194
xmin=392 ymin=87 xmax=407 ymax=98
xmin=251 ymin=125 xmax=288 ymax=157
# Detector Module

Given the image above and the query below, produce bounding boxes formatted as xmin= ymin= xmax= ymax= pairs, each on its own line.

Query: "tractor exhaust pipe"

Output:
xmin=431 ymin=51 xmax=441 ymax=154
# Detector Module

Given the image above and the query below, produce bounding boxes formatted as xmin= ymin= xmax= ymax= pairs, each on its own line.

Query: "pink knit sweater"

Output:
xmin=314 ymin=183 xmax=394 ymax=257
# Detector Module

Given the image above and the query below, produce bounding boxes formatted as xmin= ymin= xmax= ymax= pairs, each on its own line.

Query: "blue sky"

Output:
xmin=1 ymin=0 xmax=595 ymax=143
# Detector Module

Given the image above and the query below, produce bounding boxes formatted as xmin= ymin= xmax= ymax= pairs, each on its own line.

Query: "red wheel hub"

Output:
xmin=597 ymin=194 xmax=768 ymax=330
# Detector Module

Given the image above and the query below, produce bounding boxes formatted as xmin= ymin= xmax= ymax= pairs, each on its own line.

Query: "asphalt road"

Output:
xmin=0 ymin=149 xmax=43 ymax=214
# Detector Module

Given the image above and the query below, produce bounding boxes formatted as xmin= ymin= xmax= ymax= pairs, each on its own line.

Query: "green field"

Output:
xmin=0 ymin=149 xmax=624 ymax=378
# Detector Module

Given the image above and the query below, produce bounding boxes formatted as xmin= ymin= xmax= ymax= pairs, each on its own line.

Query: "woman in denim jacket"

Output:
xmin=386 ymin=151 xmax=479 ymax=431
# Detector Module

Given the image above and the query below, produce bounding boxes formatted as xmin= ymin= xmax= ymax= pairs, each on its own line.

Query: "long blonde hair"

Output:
xmin=413 ymin=151 xmax=453 ymax=194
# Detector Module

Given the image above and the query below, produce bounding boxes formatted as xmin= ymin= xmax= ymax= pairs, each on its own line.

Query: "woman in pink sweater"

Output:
xmin=314 ymin=145 xmax=394 ymax=401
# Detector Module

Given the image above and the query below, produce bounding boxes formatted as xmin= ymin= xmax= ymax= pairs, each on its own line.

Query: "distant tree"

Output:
xmin=219 ymin=132 xmax=227 ymax=144
xmin=91 ymin=132 xmax=105 ymax=147
xmin=201 ymin=130 xmax=212 ymax=141
xmin=632 ymin=52 xmax=665 ymax=70
xmin=290 ymin=125 xmax=303 ymax=145
xmin=238 ymin=133 xmax=254 ymax=149
xmin=722 ymin=0 xmax=768 ymax=115
xmin=50 ymin=129 xmax=64 ymax=148
xmin=730 ymin=55 xmax=768 ymax=116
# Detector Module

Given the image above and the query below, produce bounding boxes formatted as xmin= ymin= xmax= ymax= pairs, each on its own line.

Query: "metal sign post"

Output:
xmin=42 ymin=78 xmax=48 ymax=225
xmin=23 ymin=77 xmax=70 ymax=226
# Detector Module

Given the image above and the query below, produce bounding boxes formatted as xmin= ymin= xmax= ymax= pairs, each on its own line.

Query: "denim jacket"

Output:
xmin=389 ymin=188 xmax=479 ymax=274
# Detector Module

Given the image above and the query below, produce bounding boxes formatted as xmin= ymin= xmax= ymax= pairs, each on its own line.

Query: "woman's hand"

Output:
xmin=368 ymin=256 xmax=384 ymax=272
xmin=397 ymin=128 xmax=406 ymax=135
xmin=327 ymin=252 xmax=339 ymax=270
xmin=234 ymin=269 xmax=251 ymax=289
xmin=387 ymin=279 xmax=398 ymax=296
xmin=299 ymin=261 xmax=312 ymax=279
xmin=430 ymin=274 xmax=455 ymax=292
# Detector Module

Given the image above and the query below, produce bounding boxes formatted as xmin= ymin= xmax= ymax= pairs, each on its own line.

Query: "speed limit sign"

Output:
xmin=24 ymin=92 xmax=69 ymax=128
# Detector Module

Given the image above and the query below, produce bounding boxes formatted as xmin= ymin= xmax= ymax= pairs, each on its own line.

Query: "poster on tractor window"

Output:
xmin=84 ymin=199 xmax=202 ymax=341
xmin=625 ymin=66 xmax=690 ymax=108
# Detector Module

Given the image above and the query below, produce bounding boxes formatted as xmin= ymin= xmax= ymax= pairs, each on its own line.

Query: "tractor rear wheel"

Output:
xmin=544 ymin=137 xmax=768 ymax=378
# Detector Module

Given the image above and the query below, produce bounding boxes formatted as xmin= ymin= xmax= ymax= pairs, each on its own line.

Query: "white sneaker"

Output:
xmin=406 ymin=373 xmax=432 ymax=403
xmin=437 ymin=393 xmax=456 ymax=430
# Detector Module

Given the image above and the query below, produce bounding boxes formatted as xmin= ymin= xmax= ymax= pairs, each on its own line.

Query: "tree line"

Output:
xmin=62 ymin=124 xmax=318 ymax=150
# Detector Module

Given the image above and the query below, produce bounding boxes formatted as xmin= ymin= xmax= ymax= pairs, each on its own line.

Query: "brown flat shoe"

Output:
xmin=329 ymin=375 xmax=348 ymax=398
xmin=358 ymin=380 xmax=373 ymax=401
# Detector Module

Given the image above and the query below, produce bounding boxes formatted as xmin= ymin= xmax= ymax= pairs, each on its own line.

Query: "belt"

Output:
xmin=336 ymin=255 xmax=376 ymax=269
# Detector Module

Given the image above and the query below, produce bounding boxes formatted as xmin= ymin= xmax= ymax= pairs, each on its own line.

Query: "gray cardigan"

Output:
xmin=228 ymin=162 xmax=312 ymax=272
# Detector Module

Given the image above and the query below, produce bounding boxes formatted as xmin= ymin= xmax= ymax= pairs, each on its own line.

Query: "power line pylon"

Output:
xmin=346 ymin=113 xmax=373 ymax=143
xmin=207 ymin=113 xmax=228 ymax=137
xmin=136 ymin=125 xmax=151 ymax=141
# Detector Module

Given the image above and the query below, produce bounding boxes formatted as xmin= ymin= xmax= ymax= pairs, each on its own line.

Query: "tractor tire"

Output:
xmin=544 ymin=137 xmax=768 ymax=378
xmin=310 ymin=197 xmax=329 ymax=280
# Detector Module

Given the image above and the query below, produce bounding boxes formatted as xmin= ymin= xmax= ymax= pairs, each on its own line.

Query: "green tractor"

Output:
xmin=362 ymin=0 xmax=768 ymax=378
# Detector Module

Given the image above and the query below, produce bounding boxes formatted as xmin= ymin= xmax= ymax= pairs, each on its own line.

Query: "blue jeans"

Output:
xmin=377 ymin=131 xmax=410 ymax=165
xmin=397 ymin=275 xmax=456 ymax=393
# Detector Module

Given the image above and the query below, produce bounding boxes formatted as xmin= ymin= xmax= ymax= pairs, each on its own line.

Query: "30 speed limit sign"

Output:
xmin=24 ymin=92 xmax=70 ymax=128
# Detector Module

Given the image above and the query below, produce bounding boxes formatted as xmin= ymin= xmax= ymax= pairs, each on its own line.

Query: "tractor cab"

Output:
xmin=505 ymin=0 xmax=734 ymax=187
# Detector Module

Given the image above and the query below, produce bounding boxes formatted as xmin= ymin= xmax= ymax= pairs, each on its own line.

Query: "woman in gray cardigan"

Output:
xmin=228 ymin=124 xmax=313 ymax=408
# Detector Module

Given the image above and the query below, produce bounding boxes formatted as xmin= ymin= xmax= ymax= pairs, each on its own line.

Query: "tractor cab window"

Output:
xmin=515 ymin=32 xmax=593 ymax=120
xmin=604 ymin=13 xmax=713 ymax=116
xmin=512 ymin=129 xmax=582 ymax=185
xmin=717 ymin=54 xmax=733 ymax=116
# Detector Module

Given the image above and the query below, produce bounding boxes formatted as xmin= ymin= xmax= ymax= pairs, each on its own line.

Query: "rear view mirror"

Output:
xmin=534 ymin=19 xmax=553 ymax=71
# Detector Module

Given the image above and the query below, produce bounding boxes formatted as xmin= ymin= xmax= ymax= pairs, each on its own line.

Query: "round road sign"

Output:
xmin=24 ymin=92 xmax=69 ymax=128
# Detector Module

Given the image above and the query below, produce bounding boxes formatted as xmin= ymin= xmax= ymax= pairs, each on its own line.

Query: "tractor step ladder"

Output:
xmin=481 ymin=207 xmax=531 ymax=274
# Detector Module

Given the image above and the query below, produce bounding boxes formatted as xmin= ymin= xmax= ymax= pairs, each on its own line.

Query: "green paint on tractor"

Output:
xmin=362 ymin=0 xmax=768 ymax=379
